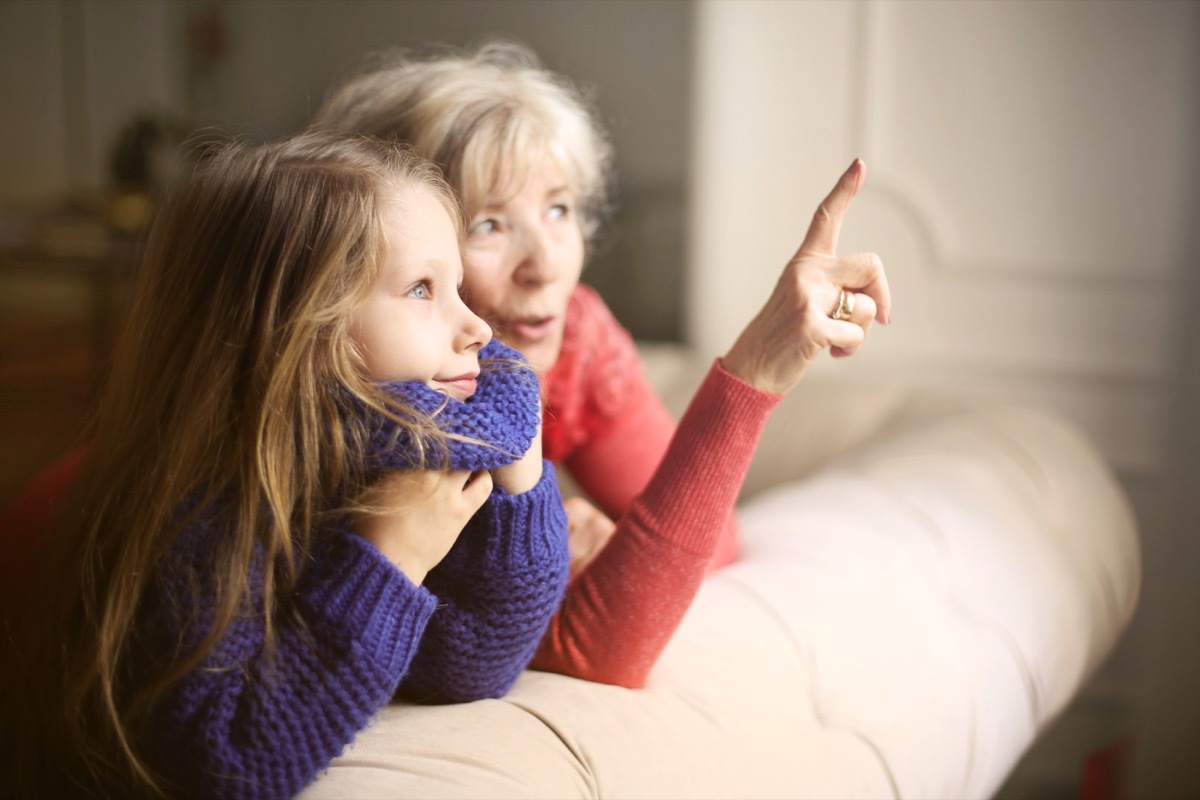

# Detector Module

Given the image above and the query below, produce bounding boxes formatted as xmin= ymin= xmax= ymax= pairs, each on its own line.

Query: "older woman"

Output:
xmin=310 ymin=41 xmax=890 ymax=689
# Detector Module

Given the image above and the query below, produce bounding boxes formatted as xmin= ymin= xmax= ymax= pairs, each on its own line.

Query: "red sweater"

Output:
xmin=532 ymin=285 xmax=780 ymax=687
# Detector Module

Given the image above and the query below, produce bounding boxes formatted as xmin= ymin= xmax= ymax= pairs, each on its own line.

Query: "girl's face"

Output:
xmin=461 ymin=155 xmax=585 ymax=375
xmin=349 ymin=188 xmax=492 ymax=400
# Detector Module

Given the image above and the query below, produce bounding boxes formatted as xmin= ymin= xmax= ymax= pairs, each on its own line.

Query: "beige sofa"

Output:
xmin=300 ymin=347 xmax=1141 ymax=800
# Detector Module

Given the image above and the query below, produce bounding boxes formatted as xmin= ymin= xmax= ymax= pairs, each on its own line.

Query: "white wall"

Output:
xmin=688 ymin=3 xmax=1200 ymax=791
xmin=687 ymin=0 xmax=1197 ymax=478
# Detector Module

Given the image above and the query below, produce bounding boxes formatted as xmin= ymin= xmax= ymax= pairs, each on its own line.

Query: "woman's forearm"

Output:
xmin=532 ymin=360 xmax=778 ymax=687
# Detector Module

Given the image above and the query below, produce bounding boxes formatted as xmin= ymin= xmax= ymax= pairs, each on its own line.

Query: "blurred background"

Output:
xmin=0 ymin=1 xmax=1195 ymax=797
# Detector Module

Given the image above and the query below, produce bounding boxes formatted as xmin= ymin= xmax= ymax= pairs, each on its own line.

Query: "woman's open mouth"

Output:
xmin=506 ymin=316 xmax=557 ymax=343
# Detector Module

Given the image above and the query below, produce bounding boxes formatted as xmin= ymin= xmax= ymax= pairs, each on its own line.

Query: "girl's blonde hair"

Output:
xmin=311 ymin=40 xmax=615 ymax=251
xmin=1 ymin=131 xmax=465 ymax=797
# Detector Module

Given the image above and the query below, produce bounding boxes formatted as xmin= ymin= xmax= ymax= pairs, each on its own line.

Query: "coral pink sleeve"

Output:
xmin=556 ymin=356 xmax=742 ymax=574
xmin=532 ymin=286 xmax=779 ymax=687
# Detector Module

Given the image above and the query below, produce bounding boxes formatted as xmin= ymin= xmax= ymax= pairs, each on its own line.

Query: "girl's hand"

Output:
xmin=563 ymin=496 xmax=615 ymax=579
xmin=722 ymin=159 xmax=892 ymax=396
xmin=352 ymin=468 xmax=493 ymax=584
xmin=490 ymin=414 xmax=544 ymax=495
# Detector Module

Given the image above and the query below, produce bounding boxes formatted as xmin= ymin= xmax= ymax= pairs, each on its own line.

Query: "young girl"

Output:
xmin=0 ymin=132 xmax=569 ymax=799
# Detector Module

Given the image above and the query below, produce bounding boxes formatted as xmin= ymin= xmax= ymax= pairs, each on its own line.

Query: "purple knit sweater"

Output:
xmin=138 ymin=342 xmax=569 ymax=800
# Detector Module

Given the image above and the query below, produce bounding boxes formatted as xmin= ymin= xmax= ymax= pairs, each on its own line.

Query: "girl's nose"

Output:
xmin=459 ymin=305 xmax=492 ymax=353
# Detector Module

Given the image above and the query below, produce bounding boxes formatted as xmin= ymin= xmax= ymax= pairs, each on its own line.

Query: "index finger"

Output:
xmin=800 ymin=158 xmax=866 ymax=256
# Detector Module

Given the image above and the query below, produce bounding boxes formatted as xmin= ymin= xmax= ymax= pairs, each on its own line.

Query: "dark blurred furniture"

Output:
xmin=0 ymin=209 xmax=142 ymax=371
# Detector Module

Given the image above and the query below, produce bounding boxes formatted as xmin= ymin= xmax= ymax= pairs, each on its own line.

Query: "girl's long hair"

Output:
xmin=0 ymin=131 xmax=464 ymax=797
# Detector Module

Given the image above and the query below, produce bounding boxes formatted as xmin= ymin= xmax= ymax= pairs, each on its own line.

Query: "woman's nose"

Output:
xmin=513 ymin=225 xmax=557 ymax=287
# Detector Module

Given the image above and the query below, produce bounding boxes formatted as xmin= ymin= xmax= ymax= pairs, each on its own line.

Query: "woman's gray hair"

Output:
xmin=312 ymin=40 xmax=615 ymax=248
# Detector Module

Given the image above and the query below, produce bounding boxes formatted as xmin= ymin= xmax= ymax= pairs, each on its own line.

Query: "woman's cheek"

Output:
xmin=461 ymin=253 xmax=504 ymax=311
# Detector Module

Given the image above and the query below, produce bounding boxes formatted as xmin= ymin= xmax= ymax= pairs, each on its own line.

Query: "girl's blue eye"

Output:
xmin=408 ymin=282 xmax=430 ymax=300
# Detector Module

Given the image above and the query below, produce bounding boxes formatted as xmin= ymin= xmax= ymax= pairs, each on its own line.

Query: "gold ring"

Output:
xmin=831 ymin=289 xmax=856 ymax=321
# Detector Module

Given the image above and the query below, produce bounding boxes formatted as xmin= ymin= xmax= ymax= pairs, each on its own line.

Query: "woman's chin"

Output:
xmin=505 ymin=337 xmax=562 ymax=374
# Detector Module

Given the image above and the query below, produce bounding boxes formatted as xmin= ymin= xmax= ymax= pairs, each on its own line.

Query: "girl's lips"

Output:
xmin=438 ymin=376 xmax=478 ymax=400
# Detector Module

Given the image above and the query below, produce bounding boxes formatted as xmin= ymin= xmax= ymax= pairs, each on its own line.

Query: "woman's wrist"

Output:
xmin=719 ymin=348 xmax=791 ymax=397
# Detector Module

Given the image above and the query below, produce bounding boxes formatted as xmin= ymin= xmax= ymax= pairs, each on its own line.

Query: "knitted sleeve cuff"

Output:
xmin=483 ymin=462 xmax=570 ymax=570
xmin=300 ymin=531 xmax=439 ymax=677
xmin=428 ymin=462 xmax=569 ymax=591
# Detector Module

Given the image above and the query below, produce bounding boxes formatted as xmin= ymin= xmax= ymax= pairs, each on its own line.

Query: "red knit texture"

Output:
xmin=532 ymin=285 xmax=779 ymax=687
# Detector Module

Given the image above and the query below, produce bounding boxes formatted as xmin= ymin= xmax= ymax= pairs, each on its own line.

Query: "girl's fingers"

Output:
xmin=461 ymin=469 xmax=492 ymax=509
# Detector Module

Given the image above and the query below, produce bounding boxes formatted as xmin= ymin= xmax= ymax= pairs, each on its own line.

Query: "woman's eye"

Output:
xmin=407 ymin=282 xmax=431 ymax=300
xmin=548 ymin=203 xmax=571 ymax=220
xmin=468 ymin=218 xmax=498 ymax=236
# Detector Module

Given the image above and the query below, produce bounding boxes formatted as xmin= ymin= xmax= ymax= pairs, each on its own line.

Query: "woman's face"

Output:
xmin=461 ymin=156 xmax=585 ymax=374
